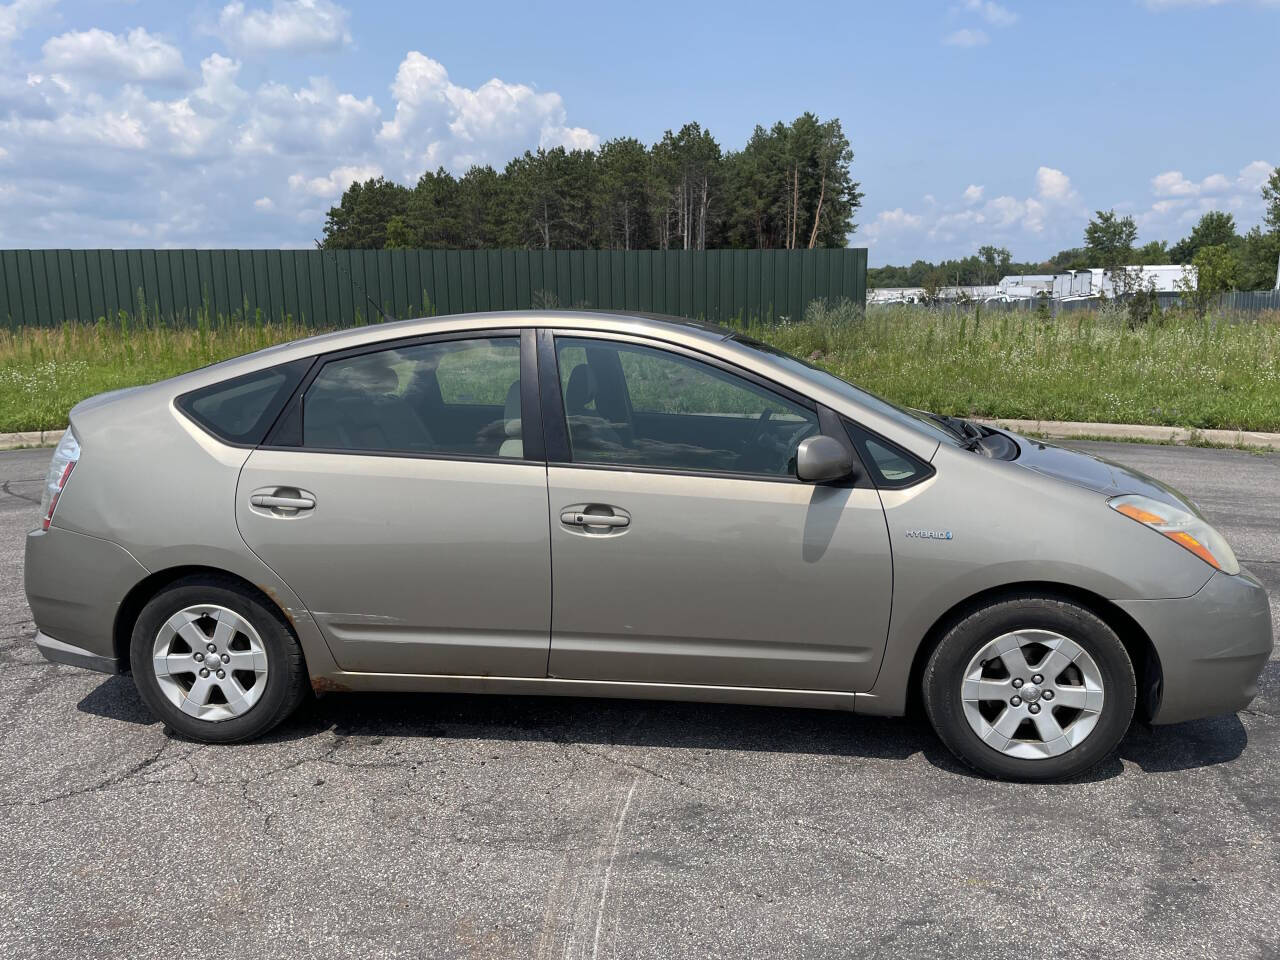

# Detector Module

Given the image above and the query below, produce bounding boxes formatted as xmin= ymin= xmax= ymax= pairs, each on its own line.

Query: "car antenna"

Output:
xmin=314 ymin=239 xmax=394 ymax=325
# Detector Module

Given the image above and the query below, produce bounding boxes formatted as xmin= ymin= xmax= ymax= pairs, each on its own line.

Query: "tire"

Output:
xmin=130 ymin=576 xmax=309 ymax=743
xmin=923 ymin=594 xmax=1136 ymax=782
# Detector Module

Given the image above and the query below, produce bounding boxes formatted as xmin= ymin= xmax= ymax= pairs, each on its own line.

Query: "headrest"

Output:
xmin=565 ymin=363 xmax=596 ymax=414
xmin=504 ymin=380 xmax=521 ymax=437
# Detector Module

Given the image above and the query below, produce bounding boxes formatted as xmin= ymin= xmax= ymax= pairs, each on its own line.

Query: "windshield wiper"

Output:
xmin=920 ymin=411 xmax=986 ymax=450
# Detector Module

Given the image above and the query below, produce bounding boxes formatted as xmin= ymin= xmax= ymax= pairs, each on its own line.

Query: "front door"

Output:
xmin=543 ymin=333 xmax=893 ymax=692
xmin=236 ymin=330 xmax=551 ymax=676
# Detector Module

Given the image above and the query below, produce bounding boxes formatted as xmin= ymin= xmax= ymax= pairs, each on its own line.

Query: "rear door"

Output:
xmin=540 ymin=330 xmax=894 ymax=693
xmin=236 ymin=329 xmax=552 ymax=676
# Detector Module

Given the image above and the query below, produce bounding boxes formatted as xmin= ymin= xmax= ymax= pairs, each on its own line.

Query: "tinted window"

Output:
xmin=556 ymin=337 xmax=818 ymax=477
xmin=844 ymin=420 xmax=933 ymax=488
xmin=178 ymin=359 xmax=309 ymax=445
xmin=303 ymin=337 xmax=524 ymax=457
xmin=730 ymin=335 xmax=960 ymax=447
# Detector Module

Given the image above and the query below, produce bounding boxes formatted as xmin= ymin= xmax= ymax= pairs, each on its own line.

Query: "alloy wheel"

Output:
xmin=151 ymin=604 xmax=269 ymax=722
xmin=960 ymin=629 xmax=1106 ymax=760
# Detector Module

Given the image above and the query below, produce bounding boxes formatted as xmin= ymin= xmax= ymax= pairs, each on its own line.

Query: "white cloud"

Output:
xmin=1238 ymin=159 xmax=1274 ymax=190
xmin=288 ymin=163 xmax=381 ymax=197
xmin=42 ymin=27 xmax=187 ymax=83
xmin=963 ymin=0 xmax=1018 ymax=26
xmin=214 ymin=0 xmax=351 ymax=56
xmin=1152 ymin=161 xmax=1274 ymax=198
xmin=943 ymin=27 xmax=989 ymax=46
xmin=1152 ymin=170 xmax=1198 ymax=196
xmin=0 ymin=0 xmax=54 ymax=45
xmin=378 ymin=51 xmax=600 ymax=177
xmin=1198 ymin=173 xmax=1231 ymax=193
xmin=1035 ymin=166 xmax=1075 ymax=202
xmin=864 ymin=208 xmax=925 ymax=238
xmin=865 ymin=167 xmax=1090 ymax=263
xmin=0 ymin=29 xmax=599 ymax=247
xmin=1138 ymin=160 xmax=1276 ymax=237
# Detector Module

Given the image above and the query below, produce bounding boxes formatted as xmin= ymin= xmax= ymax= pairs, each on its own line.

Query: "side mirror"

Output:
xmin=795 ymin=435 xmax=855 ymax=483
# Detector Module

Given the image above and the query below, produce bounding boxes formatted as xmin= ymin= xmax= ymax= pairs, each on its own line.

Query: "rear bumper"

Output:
xmin=1117 ymin=568 xmax=1274 ymax=725
xmin=25 ymin=525 xmax=148 ymax=671
xmin=34 ymin=631 xmax=122 ymax=674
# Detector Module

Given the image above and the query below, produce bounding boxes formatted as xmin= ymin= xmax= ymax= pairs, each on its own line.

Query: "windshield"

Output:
xmin=730 ymin=335 xmax=961 ymax=446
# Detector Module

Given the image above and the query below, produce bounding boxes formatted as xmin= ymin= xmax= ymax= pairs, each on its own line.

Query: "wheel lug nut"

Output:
xmin=1032 ymin=674 xmax=1043 ymax=684
xmin=1010 ymin=696 xmax=1022 ymax=707
xmin=221 ymin=653 xmax=230 ymax=663
xmin=216 ymin=670 xmax=226 ymax=680
xmin=1012 ymin=678 xmax=1024 ymax=688
xmin=199 ymin=668 xmax=210 ymax=678
xmin=1043 ymin=690 xmax=1055 ymax=701
xmin=194 ymin=652 xmax=204 ymax=662
xmin=1029 ymin=703 xmax=1041 ymax=714
xmin=206 ymin=643 xmax=217 ymax=653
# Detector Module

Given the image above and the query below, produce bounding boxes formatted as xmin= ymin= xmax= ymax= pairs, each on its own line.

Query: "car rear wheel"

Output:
xmin=130 ymin=576 xmax=309 ymax=743
xmin=923 ymin=595 xmax=1136 ymax=781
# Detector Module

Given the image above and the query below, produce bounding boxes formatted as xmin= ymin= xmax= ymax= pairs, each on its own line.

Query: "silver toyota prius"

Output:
xmin=24 ymin=311 xmax=1272 ymax=780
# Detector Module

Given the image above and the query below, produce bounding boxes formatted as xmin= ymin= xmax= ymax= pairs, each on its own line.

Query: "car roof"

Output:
xmin=212 ymin=310 xmax=735 ymax=372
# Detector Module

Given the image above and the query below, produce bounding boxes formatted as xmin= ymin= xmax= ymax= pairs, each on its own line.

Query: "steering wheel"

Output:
xmin=747 ymin=408 xmax=818 ymax=473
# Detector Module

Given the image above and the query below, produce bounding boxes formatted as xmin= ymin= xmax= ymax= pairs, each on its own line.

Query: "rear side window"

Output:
xmin=301 ymin=337 xmax=524 ymax=458
xmin=177 ymin=359 xmax=309 ymax=445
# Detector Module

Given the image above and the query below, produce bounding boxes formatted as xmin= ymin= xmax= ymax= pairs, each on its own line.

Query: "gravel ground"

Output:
xmin=1 ymin=441 xmax=1277 ymax=960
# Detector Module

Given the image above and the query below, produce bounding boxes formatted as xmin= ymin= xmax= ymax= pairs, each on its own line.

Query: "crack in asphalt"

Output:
xmin=0 ymin=479 xmax=41 ymax=504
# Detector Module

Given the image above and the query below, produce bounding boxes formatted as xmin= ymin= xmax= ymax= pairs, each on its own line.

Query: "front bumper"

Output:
xmin=1117 ymin=568 xmax=1274 ymax=725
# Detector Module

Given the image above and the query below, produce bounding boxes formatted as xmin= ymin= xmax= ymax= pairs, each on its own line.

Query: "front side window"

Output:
xmin=302 ymin=337 xmax=523 ymax=457
xmin=555 ymin=337 xmax=819 ymax=477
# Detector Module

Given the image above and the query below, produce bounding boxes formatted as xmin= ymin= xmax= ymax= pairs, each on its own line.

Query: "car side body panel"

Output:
xmin=858 ymin=443 xmax=1217 ymax=716
xmin=236 ymin=449 xmax=552 ymax=676
xmin=544 ymin=465 xmax=893 ymax=691
xmin=48 ymin=392 xmax=342 ymax=678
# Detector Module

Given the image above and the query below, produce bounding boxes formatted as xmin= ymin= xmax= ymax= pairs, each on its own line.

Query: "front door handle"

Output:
xmin=560 ymin=507 xmax=630 ymax=529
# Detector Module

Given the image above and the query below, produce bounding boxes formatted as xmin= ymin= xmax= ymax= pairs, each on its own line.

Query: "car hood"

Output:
xmin=1007 ymin=433 xmax=1203 ymax=516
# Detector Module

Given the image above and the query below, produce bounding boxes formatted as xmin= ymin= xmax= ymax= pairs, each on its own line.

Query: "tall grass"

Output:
xmin=0 ymin=313 xmax=316 ymax=432
xmin=751 ymin=303 xmax=1280 ymax=432
xmin=1 ymin=303 xmax=1278 ymax=434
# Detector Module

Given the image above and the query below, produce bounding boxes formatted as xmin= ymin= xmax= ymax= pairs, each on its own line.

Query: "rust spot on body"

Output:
xmin=256 ymin=582 xmax=297 ymax=628
xmin=311 ymin=675 xmax=351 ymax=695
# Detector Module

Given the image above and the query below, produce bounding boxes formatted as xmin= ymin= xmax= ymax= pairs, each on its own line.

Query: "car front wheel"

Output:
xmin=130 ymin=576 xmax=309 ymax=743
xmin=923 ymin=594 xmax=1137 ymax=781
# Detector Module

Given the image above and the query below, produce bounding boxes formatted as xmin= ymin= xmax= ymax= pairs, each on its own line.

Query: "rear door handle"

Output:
xmin=252 ymin=494 xmax=315 ymax=510
xmin=560 ymin=507 xmax=630 ymax=529
xmin=249 ymin=488 xmax=316 ymax=516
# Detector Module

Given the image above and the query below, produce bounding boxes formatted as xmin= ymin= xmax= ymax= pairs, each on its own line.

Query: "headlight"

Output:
xmin=1108 ymin=494 xmax=1239 ymax=575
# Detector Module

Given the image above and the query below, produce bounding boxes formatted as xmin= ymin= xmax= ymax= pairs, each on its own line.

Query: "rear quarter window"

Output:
xmin=177 ymin=359 xmax=310 ymax=445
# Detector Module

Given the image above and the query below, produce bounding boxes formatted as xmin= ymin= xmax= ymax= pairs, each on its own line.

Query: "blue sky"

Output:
xmin=0 ymin=0 xmax=1275 ymax=264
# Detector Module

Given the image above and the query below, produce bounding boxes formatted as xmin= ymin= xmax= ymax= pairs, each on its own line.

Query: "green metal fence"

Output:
xmin=0 ymin=248 xmax=867 ymax=328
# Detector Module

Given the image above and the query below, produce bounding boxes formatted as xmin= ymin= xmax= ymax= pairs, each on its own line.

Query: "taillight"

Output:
xmin=39 ymin=428 xmax=80 ymax=531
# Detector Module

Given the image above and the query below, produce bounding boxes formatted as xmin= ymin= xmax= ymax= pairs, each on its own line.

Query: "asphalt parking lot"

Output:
xmin=1 ymin=440 xmax=1277 ymax=960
